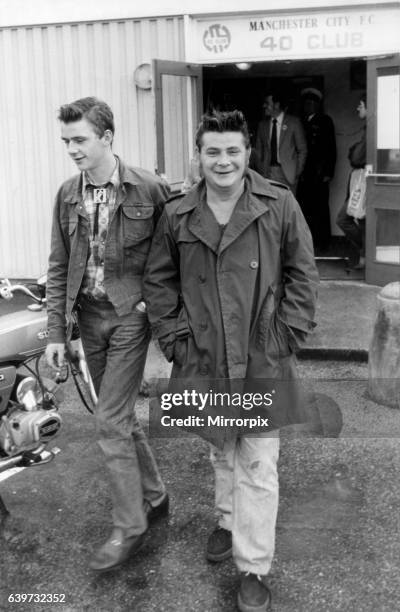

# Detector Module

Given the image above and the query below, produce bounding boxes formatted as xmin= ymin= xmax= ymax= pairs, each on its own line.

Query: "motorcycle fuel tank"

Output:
xmin=0 ymin=310 xmax=48 ymax=363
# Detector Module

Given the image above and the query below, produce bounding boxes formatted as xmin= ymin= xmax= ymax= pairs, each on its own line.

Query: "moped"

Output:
xmin=0 ymin=277 xmax=96 ymax=521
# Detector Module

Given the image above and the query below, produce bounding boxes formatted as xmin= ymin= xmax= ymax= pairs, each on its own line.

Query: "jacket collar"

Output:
xmin=246 ymin=169 xmax=279 ymax=200
xmin=176 ymin=169 xmax=277 ymax=215
xmin=64 ymin=155 xmax=139 ymax=204
xmin=182 ymin=170 xmax=278 ymax=254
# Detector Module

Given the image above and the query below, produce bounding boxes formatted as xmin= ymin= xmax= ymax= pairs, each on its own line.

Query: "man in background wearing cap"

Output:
xmin=297 ymin=88 xmax=336 ymax=252
xmin=256 ymin=91 xmax=307 ymax=194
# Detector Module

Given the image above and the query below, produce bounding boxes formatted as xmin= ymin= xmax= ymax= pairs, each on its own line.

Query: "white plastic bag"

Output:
xmin=346 ymin=168 xmax=367 ymax=219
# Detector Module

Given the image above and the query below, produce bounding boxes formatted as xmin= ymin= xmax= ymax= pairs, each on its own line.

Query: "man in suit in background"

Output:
xmin=255 ymin=91 xmax=307 ymax=194
xmin=297 ymin=88 xmax=336 ymax=252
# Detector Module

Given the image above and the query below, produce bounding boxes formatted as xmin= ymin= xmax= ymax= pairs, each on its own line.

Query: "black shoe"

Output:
xmin=346 ymin=255 xmax=365 ymax=271
xmin=89 ymin=528 xmax=145 ymax=571
xmin=206 ymin=526 xmax=232 ymax=562
xmin=145 ymin=493 xmax=169 ymax=524
xmin=238 ymin=573 xmax=271 ymax=612
xmin=352 ymin=256 xmax=365 ymax=270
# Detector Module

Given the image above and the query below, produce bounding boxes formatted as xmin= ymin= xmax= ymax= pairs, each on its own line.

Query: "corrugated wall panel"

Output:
xmin=0 ymin=16 xmax=184 ymax=278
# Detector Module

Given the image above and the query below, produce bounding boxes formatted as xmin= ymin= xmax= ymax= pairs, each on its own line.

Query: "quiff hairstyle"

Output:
xmin=58 ymin=97 xmax=115 ymax=138
xmin=195 ymin=110 xmax=251 ymax=150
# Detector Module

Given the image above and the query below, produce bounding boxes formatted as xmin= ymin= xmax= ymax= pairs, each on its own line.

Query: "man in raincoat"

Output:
xmin=144 ymin=110 xmax=318 ymax=611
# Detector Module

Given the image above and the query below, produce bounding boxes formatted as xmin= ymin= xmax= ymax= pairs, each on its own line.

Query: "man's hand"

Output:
xmin=45 ymin=342 xmax=66 ymax=370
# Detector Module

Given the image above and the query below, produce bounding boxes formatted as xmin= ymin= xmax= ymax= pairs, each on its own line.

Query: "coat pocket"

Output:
xmin=268 ymin=314 xmax=292 ymax=358
xmin=173 ymin=306 xmax=192 ymax=366
xmin=173 ymin=336 xmax=189 ymax=367
xmin=256 ymin=287 xmax=291 ymax=358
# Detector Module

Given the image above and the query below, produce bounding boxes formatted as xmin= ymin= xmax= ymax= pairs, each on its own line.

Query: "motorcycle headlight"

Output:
xmin=16 ymin=377 xmax=39 ymax=411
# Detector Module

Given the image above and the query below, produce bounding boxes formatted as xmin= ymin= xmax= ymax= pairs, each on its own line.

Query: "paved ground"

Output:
xmin=1 ymin=357 xmax=400 ymax=612
xmin=0 ymin=280 xmax=395 ymax=612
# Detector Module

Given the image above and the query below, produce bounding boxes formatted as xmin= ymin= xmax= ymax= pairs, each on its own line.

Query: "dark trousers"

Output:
xmin=336 ymin=200 xmax=366 ymax=257
xmin=78 ymin=296 xmax=166 ymax=535
xmin=297 ymin=178 xmax=331 ymax=250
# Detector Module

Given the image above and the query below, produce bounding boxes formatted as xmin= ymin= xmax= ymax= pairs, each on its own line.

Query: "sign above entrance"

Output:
xmin=192 ymin=7 xmax=400 ymax=62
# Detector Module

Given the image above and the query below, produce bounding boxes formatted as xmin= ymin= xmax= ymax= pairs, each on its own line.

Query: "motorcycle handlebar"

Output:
xmin=0 ymin=279 xmax=45 ymax=304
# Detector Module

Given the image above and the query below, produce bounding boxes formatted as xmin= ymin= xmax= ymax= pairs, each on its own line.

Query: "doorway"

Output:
xmin=154 ymin=55 xmax=400 ymax=285
xmin=203 ymin=58 xmax=367 ymax=279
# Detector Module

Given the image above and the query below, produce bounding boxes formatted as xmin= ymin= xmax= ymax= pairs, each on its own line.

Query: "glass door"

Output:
xmin=366 ymin=55 xmax=400 ymax=285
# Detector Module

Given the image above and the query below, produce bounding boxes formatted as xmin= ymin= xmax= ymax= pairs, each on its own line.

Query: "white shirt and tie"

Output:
xmin=256 ymin=107 xmax=307 ymax=192
xmin=269 ymin=112 xmax=284 ymax=165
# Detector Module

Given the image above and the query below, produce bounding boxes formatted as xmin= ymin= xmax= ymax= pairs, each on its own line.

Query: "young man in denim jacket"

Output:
xmin=46 ymin=97 xmax=169 ymax=571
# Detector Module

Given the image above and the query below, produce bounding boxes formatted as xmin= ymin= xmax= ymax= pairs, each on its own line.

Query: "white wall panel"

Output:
xmin=0 ymin=16 xmax=184 ymax=278
xmin=0 ymin=0 xmax=384 ymax=29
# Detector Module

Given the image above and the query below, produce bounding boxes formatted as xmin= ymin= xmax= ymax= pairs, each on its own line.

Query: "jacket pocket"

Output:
xmin=269 ymin=314 xmax=292 ymax=358
xmin=173 ymin=336 xmax=189 ymax=367
xmin=256 ymin=287 xmax=275 ymax=343
xmin=175 ymin=305 xmax=191 ymax=339
xmin=122 ymin=203 xmax=154 ymax=245
xmin=173 ymin=306 xmax=192 ymax=366
xmin=68 ymin=220 xmax=78 ymax=236
xmin=122 ymin=245 xmax=149 ymax=277
xmin=67 ymin=215 xmax=79 ymax=253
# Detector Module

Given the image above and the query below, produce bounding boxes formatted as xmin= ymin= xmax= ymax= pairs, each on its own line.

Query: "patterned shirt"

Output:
xmin=80 ymin=159 xmax=119 ymax=299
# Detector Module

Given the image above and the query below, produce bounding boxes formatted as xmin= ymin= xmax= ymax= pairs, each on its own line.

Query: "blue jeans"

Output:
xmin=78 ymin=296 xmax=166 ymax=536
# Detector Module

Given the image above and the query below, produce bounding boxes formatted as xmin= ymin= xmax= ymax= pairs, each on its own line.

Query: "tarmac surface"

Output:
xmin=1 ymin=279 xmax=399 ymax=612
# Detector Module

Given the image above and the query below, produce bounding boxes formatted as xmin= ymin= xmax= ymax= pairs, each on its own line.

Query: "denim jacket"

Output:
xmin=46 ymin=157 xmax=169 ymax=343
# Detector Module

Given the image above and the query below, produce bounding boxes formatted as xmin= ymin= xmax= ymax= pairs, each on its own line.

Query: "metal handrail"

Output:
xmin=366 ymin=172 xmax=400 ymax=178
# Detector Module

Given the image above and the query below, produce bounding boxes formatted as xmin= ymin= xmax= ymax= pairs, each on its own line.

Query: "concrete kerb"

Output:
xmin=298 ymin=347 xmax=368 ymax=362
xmin=300 ymin=279 xmax=379 ymax=363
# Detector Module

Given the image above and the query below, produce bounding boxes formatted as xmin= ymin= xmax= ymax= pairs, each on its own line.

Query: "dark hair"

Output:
xmin=195 ymin=110 xmax=250 ymax=150
xmin=302 ymin=92 xmax=321 ymax=103
xmin=265 ymin=91 xmax=287 ymax=110
xmin=360 ymin=91 xmax=367 ymax=105
xmin=58 ymin=97 xmax=115 ymax=137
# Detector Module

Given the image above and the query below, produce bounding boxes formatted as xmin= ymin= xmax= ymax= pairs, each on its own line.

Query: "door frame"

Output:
xmin=153 ymin=59 xmax=203 ymax=178
xmin=365 ymin=54 xmax=400 ymax=285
